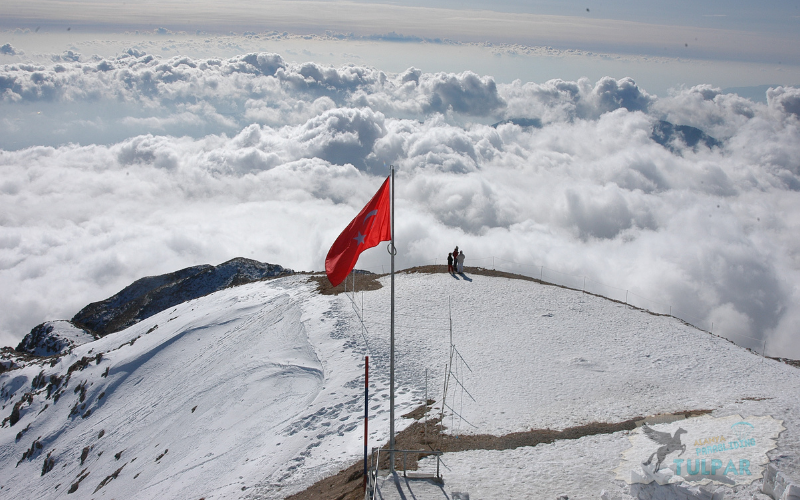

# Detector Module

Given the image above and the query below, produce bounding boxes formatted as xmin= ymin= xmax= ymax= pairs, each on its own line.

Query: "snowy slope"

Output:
xmin=1 ymin=275 xmax=379 ymax=499
xmin=13 ymin=258 xmax=294 ymax=358
xmin=1 ymin=270 xmax=798 ymax=500
xmin=360 ymin=272 xmax=800 ymax=435
xmin=358 ymin=272 xmax=800 ymax=499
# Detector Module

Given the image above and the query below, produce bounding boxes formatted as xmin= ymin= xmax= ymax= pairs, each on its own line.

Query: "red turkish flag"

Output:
xmin=325 ymin=176 xmax=391 ymax=286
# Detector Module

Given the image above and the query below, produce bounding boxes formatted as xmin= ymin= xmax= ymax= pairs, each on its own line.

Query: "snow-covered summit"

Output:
xmin=0 ymin=268 xmax=798 ymax=500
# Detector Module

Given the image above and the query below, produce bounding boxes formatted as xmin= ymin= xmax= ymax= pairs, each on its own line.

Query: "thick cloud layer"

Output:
xmin=0 ymin=51 xmax=506 ymax=148
xmin=1 ymin=51 xmax=799 ymax=358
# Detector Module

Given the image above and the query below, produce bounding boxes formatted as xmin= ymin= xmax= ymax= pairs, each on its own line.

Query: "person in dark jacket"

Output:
xmin=447 ymin=253 xmax=454 ymax=274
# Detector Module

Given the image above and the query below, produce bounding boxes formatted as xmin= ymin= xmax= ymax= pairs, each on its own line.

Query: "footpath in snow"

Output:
xmin=0 ymin=270 xmax=797 ymax=500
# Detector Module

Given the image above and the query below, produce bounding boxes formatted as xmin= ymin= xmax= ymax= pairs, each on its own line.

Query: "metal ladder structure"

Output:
xmin=365 ymin=448 xmax=444 ymax=500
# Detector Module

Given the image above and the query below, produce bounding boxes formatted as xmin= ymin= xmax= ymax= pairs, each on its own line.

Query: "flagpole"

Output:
xmin=389 ymin=164 xmax=396 ymax=472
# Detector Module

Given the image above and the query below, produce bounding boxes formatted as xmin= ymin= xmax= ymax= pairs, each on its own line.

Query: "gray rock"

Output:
xmin=70 ymin=257 xmax=292 ymax=337
xmin=762 ymin=463 xmax=800 ymax=500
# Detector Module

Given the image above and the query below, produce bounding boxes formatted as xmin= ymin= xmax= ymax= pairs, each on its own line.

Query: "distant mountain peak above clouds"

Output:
xmin=651 ymin=120 xmax=722 ymax=153
xmin=14 ymin=258 xmax=293 ymax=356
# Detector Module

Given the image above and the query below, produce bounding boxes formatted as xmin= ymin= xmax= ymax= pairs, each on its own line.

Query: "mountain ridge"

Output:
xmin=15 ymin=257 xmax=293 ymax=356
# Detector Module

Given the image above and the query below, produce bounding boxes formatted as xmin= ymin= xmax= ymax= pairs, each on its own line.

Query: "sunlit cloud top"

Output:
xmin=0 ymin=48 xmax=799 ymax=359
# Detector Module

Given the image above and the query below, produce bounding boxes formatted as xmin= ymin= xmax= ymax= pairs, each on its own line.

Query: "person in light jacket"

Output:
xmin=457 ymin=250 xmax=465 ymax=273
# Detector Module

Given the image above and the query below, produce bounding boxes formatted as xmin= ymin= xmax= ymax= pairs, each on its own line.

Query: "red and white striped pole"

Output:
xmin=363 ymin=355 xmax=369 ymax=491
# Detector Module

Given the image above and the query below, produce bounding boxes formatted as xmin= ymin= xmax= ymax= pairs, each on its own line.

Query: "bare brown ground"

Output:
xmin=769 ymin=357 xmax=800 ymax=369
xmin=284 ymin=405 xmax=712 ymax=500
xmin=403 ymin=265 xmax=543 ymax=283
xmin=308 ymin=273 xmax=385 ymax=296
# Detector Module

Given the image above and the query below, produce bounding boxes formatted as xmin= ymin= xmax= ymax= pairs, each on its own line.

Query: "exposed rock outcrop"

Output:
xmin=15 ymin=321 xmax=94 ymax=357
xmin=15 ymin=258 xmax=293 ymax=356
xmin=71 ymin=257 xmax=292 ymax=337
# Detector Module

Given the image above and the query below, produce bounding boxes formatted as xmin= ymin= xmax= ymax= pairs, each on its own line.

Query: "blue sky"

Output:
xmin=385 ymin=0 xmax=800 ymax=35
xmin=2 ymin=0 xmax=799 ymax=63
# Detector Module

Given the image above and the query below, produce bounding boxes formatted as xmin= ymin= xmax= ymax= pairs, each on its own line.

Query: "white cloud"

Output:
xmin=768 ymin=86 xmax=800 ymax=119
xmin=0 ymin=43 xmax=19 ymax=55
xmin=0 ymin=52 xmax=799 ymax=359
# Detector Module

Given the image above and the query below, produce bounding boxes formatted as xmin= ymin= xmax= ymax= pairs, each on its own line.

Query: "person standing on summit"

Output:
xmin=457 ymin=250 xmax=465 ymax=273
xmin=447 ymin=252 xmax=454 ymax=274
